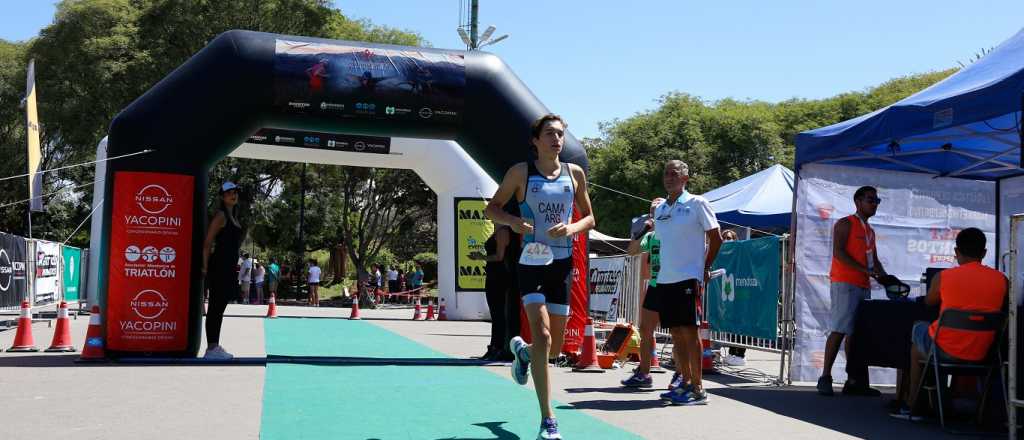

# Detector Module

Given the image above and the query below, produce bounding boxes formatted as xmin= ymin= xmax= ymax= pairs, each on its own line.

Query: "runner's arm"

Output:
xmin=485 ymin=164 xmax=532 ymax=234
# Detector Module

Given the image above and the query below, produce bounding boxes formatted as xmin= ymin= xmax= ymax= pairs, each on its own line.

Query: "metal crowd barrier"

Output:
xmin=593 ymin=235 xmax=796 ymax=385
xmin=706 ymin=234 xmax=795 ymax=385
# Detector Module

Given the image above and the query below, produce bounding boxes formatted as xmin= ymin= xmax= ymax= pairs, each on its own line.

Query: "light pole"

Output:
xmin=457 ymin=0 xmax=508 ymax=50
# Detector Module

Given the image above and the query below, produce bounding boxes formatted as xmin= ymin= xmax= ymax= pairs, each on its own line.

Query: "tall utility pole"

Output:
xmin=470 ymin=0 xmax=479 ymax=49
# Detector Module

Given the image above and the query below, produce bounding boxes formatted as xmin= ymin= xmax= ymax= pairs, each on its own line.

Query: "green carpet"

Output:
xmin=261 ymin=318 xmax=642 ymax=439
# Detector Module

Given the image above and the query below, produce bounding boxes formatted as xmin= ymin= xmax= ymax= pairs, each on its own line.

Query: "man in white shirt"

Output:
xmin=387 ymin=266 xmax=399 ymax=293
xmin=238 ymin=252 xmax=253 ymax=304
xmin=652 ymin=160 xmax=722 ymax=406
xmin=308 ymin=259 xmax=321 ymax=307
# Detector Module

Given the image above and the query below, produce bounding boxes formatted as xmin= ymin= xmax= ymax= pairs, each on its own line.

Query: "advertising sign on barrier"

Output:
xmin=706 ymin=236 xmax=780 ymax=340
xmin=0 ymin=232 xmax=28 ymax=309
xmin=61 ymin=246 xmax=82 ymax=302
xmin=33 ymin=240 xmax=60 ymax=305
xmin=106 ymin=172 xmax=194 ymax=352
xmin=589 ymin=255 xmax=625 ymax=316
xmin=454 ymin=198 xmax=493 ymax=291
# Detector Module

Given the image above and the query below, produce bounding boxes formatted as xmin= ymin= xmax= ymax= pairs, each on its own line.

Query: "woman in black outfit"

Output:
xmin=201 ymin=182 xmax=243 ymax=360
xmin=482 ymin=225 xmax=514 ymax=361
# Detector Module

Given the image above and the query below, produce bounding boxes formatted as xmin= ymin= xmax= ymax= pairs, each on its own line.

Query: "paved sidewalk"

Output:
xmin=0 ymin=304 xmax=983 ymax=439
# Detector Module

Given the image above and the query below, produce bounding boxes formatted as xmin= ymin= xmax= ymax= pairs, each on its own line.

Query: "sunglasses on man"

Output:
xmin=859 ymin=196 xmax=882 ymax=205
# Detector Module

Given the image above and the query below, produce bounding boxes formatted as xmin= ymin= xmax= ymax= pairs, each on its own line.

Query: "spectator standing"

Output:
xmin=308 ymin=259 xmax=321 ymax=307
xmin=387 ymin=266 xmax=399 ymax=293
xmin=238 ymin=252 xmax=253 ymax=304
xmin=818 ymin=186 xmax=887 ymax=397
xmin=410 ymin=264 xmax=424 ymax=290
xmin=483 ymin=225 xmax=513 ymax=361
xmin=398 ymin=269 xmax=407 ymax=292
xmin=267 ymin=258 xmax=281 ymax=299
xmin=253 ymin=261 xmax=265 ymax=305
xmin=652 ymin=160 xmax=722 ymax=406
xmin=201 ymin=181 xmax=244 ymax=360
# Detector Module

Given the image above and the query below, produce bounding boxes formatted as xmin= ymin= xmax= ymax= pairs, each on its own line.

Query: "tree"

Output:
xmin=0 ymin=0 xmax=425 ymax=252
xmin=589 ymin=70 xmax=958 ymax=237
xmin=337 ymin=167 xmax=435 ymax=294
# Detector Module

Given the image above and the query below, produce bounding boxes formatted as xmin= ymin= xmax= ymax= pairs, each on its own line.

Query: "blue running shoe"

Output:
xmin=510 ymin=336 xmax=531 ymax=385
xmin=670 ymin=387 xmax=709 ymax=406
xmin=661 ymin=382 xmax=691 ymax=401
xmin=538 ymin=417 xmax=562 ymax=440
xmin=621 ymin=372 xmax=653 ymax=388
xmin=667 ymin=372 xmax=683 ymax=390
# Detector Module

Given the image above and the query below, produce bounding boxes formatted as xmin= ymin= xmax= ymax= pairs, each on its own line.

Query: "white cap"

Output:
xmin=220 ymin=181 xmax=239 ymax=193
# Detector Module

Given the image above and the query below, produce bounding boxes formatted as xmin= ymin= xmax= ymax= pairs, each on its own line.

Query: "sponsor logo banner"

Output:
xmin=706 ymin=236 xmax=780 ymax=340
xmin=0 ymin=232 xmax=28 ymax=308
xmin=247 ymin=128 xmax=391 ymax=155
xmin=588 ymin=255 xmax=625 ymax=315
xmin=454 ymin=198 xmax=493 ymax=291
xmin=61 ymin=246 xmax=82 ymax=302
xmin=107 ymin=172 xmax=193 ymax=352
xmin=34 ymin=240 xmax=59 ymax=305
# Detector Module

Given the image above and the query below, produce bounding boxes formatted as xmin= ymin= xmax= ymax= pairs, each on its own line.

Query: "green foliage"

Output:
xmin=0 ymin=0 xmax=426 ymax=254
xmin=589 ymin=69 xmax=957 ymax=237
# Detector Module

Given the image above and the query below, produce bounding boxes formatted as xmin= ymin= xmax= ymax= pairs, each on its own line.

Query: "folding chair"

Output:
xmin=912 ymin=309 xmax=1006 ymax=433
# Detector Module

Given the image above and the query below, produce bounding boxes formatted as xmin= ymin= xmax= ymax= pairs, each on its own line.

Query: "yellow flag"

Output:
xmin=25 ymin=59 xmax=42 ymax=212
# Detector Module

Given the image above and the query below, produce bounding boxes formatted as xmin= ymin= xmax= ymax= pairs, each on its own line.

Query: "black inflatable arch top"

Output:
xmin=101 ymin=30 xmax=588 ymax=357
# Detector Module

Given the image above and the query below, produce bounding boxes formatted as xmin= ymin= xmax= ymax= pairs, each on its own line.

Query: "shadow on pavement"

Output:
xmin=564 ymin=386 xmax=659 ymax=395
xmin=435 ymin=421 xmax=520 ymax=440
xmin=558 ymin=399 xmax=667 ymax=411
xmin=708 ymin=385 xmax=963 ymax=439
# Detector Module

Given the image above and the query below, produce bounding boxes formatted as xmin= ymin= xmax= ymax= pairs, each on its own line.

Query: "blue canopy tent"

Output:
xmin=788 ymin=28 xmax=1024 ymax=389
xmin=796 ymin=28 xmax=1023 ymax=179
xmin=702 ymin=164 xmax=794 ymax=230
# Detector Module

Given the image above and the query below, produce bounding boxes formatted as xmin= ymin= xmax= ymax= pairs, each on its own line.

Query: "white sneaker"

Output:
xmin=204 ymin=345 xmax=234 ymax=361
xmin=724 ymin=354 xmax=746 ymax=366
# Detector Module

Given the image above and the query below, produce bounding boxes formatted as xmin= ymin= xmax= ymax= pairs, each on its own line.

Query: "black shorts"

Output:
xmin=308 ymin=282 xmax=319 ymax=286
xmin=641 ymin=283 xmax=660 ymax=312
xmin=656 ymin=279 xmax=702 ymax=328
xmin=517 ymin=258 xmax=572 ymax=315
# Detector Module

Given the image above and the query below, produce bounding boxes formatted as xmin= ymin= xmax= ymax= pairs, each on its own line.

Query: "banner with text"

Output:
xmin=61 ymin=246 xmax=82 ymax=302
xmin=454 ymin=198 xmax=493 ymax=291
xmin=34 ymin=240 xmax=59 ymax=305
xmin=792 ymin=163 xmax=995 ymax=383
xmin=0 ymin=232 xmax=28 ymax=309
xmin=706 ymin=236 xmax=780 ymax=340
xmin=106 ymin=172 xmax=194 ymax=352
xmin=588 ymin=255 xmax=625 ymax=317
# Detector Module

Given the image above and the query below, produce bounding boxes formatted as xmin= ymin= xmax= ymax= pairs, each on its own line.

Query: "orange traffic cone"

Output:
xmin=78 ymin=305 xmax=105 ymax=361
xmin=349 ymin=294 xmax=361 ymax=320
xmin=425 ymin=300 xmax=436 ymax=320
xmin=649 ymin=348 xmax=665 ymax=373
xmin=265 ymin=294 xmax=278 ymax=319
xmin=437 ymin=298 xmax=448 ymax=321
xmin=46 ymin=301 xmax=75 ymax=352
xmin=412 ymin=302 xmax=423 ymax=320
xmin=700 ymin=320 xmax=714 ymax=372
xmin=572 ymin=318 xmax=604 ymax=373
xmin=7 ymin=300 xmax=38 ymax=352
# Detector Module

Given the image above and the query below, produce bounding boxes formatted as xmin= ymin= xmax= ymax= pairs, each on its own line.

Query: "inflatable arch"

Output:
xmin=87 ymin=30 xmax=589 ymax=357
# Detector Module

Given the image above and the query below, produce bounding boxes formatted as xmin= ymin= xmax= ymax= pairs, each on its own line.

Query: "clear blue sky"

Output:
xmin=3 ymin=1 xmax=1023 ymax=138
